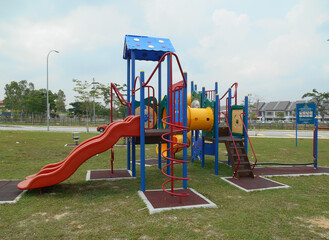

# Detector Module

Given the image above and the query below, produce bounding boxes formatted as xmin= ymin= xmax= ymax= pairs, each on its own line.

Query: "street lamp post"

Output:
xmin=47 ymin=50 xmax=59 ymax=131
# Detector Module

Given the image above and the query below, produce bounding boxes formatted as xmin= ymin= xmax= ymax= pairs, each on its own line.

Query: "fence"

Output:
xmin=1 ymin=116 xmax=328 ymax=130
xmin=0 ymin=116 xmax=111 ymax=127
xmin=248 ymin=122 xmax=329 ymax=130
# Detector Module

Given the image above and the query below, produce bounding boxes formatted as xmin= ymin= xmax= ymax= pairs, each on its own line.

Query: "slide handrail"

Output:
xmin=240 ymin=112 xmax=258 ymax=169
xmin=219 ymin=82 xmax=238 ymax=105
xmin=111 ymin=82 xmax=131 ymax=122
xmin=222 ymin=112 xmax=241 ymax=177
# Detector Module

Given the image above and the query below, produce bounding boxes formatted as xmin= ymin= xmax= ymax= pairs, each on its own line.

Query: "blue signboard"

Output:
xmin=296 ymin=103 xmax=316 ymax=124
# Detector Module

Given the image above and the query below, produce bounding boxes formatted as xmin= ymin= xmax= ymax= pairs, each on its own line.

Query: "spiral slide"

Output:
xmin=17 ymin=116 xmax=140 ymax=190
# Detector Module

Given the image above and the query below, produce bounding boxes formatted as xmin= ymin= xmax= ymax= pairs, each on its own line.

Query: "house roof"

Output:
xmin=262 ymin=101 xmax=277 ymax=111
xmin=251 ymin=101 xmax=265 ymax=111
xmin=275 ymin=101 xmax=290 ymax=111
xmin=287 ymin=100 xmax=306 ymax=111
xmin=123 ymin=35 xmax=175 ymax=61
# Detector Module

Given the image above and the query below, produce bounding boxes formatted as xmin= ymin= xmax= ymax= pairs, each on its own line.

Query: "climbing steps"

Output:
xmin=224 ymin=138 xmax=254 ymax=179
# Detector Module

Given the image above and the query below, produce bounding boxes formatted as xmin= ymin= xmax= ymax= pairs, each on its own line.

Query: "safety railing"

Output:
xmin=199 ymin=90 xmax=216 ymax=101
xmin=219 ymin=82 xmax=238 ymax=105
xmin=240 ymin=112 xmax=258 ymax=169
xmin=218 ymin=82 xmax=238 ymax=123
xmin=133 ymin=76 xmax=157 ymax=129
xmin=222 ymin=112 xmax=242 ymax=177
xmin=111 ymin=82 xmax=131 ymax=123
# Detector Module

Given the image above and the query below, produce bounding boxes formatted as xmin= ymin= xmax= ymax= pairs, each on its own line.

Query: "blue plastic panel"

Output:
xmin=123 ymin=35 xmax=175 ymax=61
xmin=204 ymin=142 xmax=215 ymax=156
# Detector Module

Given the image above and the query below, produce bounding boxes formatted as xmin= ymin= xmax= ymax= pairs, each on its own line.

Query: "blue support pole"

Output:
xmin=140 ymin=71 xmax=146 ymax=191
xmin=244 ymin=95 xmax=248 ymax=155
xmin=314 ymin=117 xmax=318 ymax=169
xmin=126 ymin=57 xmax=131 ymax=171
xmin=183 ymin=72 xmax=188 ymax=189
xmin=166 ymin=56 xmax=171 ymax=175
xmin=201 ymin=86 xmax=205 ymax=168
xmin=215 ymin=82 xmax=219 ymax=175
xmin=131 ymin=51 xmax=136 ymax=177
xmin=295 ymin=119 xmax=298 ymax=147
xmin=194 ymin=83 xmax=199 ymax=142
xmin=190 ymin=80 xmax=194 ymax=163
xmin=158 ymin=63 xmax=162 ymax=169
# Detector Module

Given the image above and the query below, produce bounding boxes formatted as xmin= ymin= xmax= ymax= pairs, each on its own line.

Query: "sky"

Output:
xmin=0 ymin=0 xmax=329 ymax=107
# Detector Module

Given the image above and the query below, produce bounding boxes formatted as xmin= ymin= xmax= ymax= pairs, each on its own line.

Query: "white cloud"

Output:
xmin=0 ymin=1 xmax=328 ymax=105
xmin=0 ymin=5 xmax=131 ymax=66
xmin=141 ymin=0 xmax=211 ymax=37
xmin=212 ymin=9 xmax=250 ymax=37
xmin=190 ymin=0 xmax=329 ymax=101
xmin=323 ymin=64 xmax=329 ymax=73
xmin=0 ymin=4 xmax=133 ymax=104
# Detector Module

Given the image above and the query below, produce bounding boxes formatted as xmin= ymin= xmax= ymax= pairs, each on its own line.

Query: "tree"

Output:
xmin=3 ymin=80 xmax=34 ymax=117
xmin=302 ymin=89 xmax=329 ymax=122
xmin=3 ymin=80 xmax=58 ymax=122
xmin=55 ymin=89 xmax=66 ymax=113
xmin=241 ymin=93 xmax=264 ymax=122
xmin=112 ymin=83 xmax=127 ymax=120
xmin=276 ymin=112 xmax=285 ymax=121
xmin=25 ymin=89 xmax=57 ymax=121
xmin=95 ymin=102 xmax=111 ymax=118
xmin=99 ymin=83 xmax=111 ymax=106
xmin=72 ymin=79 xmax=103 ymax=132
xmin=68 ymin=101 xmax=85 ymax=118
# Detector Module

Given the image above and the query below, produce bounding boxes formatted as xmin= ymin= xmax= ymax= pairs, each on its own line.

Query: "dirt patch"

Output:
xmin=138 ymin=235 xmax=153 ymax=240
xmin=285 ymin=202 xmax=300 ymax=210
xmin=307 ymin=216 xmax=329 ymax=229
xmin=278 ymin=148 xmax=288 ymax=151
xmin=32 ymin=212 xmax=47 ymax=217
xmin=54 ymin=212 xmax=69 ymax=220
xmin=296 ymin=216 xmax=329 ymax=239
xmin=296 ymin=216 xmax=329 ymax=229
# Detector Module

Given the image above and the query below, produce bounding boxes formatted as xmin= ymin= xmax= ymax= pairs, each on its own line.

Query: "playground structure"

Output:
xmin=22 ymin=37 xmax=244 ymax=187
xmin=16 ymin=35 xmax=325 ymax=209
xmin=17 ymin=35 xmax=251 ymax=194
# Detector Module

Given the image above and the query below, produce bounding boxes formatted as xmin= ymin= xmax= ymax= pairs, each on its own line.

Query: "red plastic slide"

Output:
xmin=17 ymin=116 xmax=140 ymax=190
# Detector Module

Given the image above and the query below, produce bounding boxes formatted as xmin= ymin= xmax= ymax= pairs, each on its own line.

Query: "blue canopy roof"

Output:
xmin=123 ymin=35 xmax=175 ymax=61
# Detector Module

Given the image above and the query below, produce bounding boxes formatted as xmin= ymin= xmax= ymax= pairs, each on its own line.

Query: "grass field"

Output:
xmin=0 ymin=130 xmax=328 ymax=239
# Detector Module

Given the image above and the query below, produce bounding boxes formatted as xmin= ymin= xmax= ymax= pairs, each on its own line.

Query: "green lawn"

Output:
xmin=0 ymin=131 xmax=328 ymax=239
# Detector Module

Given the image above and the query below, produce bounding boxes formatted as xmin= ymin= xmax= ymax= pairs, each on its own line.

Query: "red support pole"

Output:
xmin=111 ymin=85 xmax=113 ymax=123
xmin=111 ymin=148 xmax=114 ymax=174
